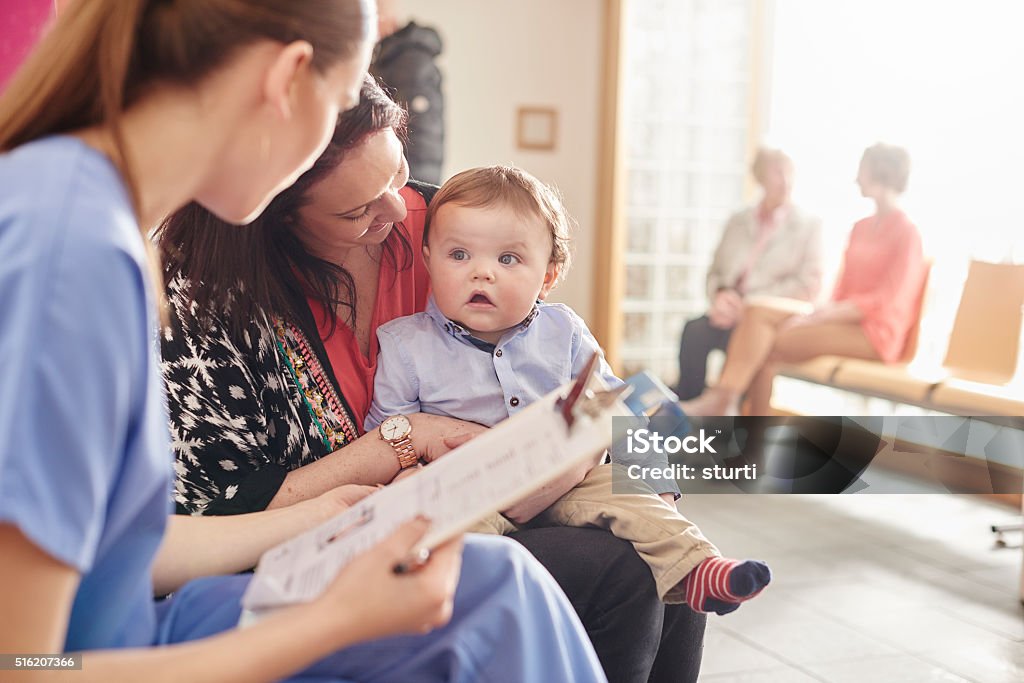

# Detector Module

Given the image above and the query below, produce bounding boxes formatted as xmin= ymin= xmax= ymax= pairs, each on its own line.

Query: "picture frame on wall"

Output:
xmin=516 ymin=106 xmax=558 ymax=151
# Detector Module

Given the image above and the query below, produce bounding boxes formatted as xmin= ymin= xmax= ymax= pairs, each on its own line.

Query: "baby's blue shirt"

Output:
xmin=366 ymin=296 xmax=680 ymax=496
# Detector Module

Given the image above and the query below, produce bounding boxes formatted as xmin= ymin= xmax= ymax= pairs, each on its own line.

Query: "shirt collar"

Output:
xmin=425 ymin=295 xmax=541 ymax=351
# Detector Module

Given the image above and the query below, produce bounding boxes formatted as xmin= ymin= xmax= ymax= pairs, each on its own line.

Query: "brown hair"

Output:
xmin=0 ymin=0 xmax=374 ymax=214
xmin=861 ymin=143 xmax=911 ymax=193
xmin=424 ymin=165 xmax=573 ymax=282
xmin=155 ymin=74 xmax=410 ymax=336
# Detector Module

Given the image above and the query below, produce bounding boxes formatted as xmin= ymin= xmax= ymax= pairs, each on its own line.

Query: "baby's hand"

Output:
xmin=410 ymin=414 xmax=487 ymax=463
xmin=442 ymin=432 xmax=478 ymax=450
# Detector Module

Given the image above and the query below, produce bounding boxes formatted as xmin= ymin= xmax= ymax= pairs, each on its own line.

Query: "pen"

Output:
xmin=393 ymin=546 xmax=432 ymax=574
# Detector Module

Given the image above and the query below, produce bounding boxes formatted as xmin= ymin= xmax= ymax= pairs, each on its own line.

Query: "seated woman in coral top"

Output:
xmin=682 ymin=143 xmax=927 ymax=416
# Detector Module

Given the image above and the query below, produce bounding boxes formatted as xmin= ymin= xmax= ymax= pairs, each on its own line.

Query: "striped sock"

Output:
xmin=683 ymin=557 xmax=771 ymax=615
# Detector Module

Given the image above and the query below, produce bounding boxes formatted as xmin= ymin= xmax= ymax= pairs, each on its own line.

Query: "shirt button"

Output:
xmin=509 ymin=397 xmax=520 ymax=407
xmin=495 ymin=349 xmax=503 ymax=357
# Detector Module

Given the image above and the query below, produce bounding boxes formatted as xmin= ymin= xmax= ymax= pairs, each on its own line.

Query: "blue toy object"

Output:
xmin=623 ymin=371 xmax=690 ymax=438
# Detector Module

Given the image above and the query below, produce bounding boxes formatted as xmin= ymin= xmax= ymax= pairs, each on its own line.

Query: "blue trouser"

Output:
xmin=155 ymin=534 xmax=606 ymax=683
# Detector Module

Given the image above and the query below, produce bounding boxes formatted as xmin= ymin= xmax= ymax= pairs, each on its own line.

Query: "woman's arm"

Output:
xmin=1 ymin=520 xmax=461 ymax=683
xmin=0 ymin=525 xmax=78 ymax=656
xmin=154 ymin=485 xmax=374 ymax=594
xmin=266 ymin=413 xmax=484 ymax=509
xmin=266 ymin=432 xmax=402 ymax=509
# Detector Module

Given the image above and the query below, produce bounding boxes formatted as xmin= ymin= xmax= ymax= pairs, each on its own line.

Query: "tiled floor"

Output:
xmin=685 ymin=491 xmax=1024 ymax=682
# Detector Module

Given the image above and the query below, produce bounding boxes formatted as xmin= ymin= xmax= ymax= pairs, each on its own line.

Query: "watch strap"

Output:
xmin=387 ymin=436 xmax=418 ymax=469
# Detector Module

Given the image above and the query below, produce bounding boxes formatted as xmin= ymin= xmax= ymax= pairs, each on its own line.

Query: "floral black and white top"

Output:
xmin=160 ymin=275 xmax=361 ymax=515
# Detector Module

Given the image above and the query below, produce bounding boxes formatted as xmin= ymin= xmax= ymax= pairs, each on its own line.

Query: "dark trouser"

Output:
xmin=511 ymin=527 xmax=706 ymax=683
xmin=676 ymin=315 xmax=733 ymax=400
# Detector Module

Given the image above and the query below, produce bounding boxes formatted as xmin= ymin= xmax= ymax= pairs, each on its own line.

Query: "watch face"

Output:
xmin=381 ymin=415 xmax=412 ymax=440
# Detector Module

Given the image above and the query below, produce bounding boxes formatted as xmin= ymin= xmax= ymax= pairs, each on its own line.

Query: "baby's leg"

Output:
xmin=542 ymin=464 xmax=716 ymax=601
xmin=682 ymin=556 xmax=772 ymax=615
xmin=543 ymin=464 xmax=770 ymax=613
xmin=468 ymin=512 xmax=519 ymax=536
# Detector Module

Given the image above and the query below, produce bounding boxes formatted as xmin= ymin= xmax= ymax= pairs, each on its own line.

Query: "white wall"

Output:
xmin=403 ymin=0 xmax=605 ymax=321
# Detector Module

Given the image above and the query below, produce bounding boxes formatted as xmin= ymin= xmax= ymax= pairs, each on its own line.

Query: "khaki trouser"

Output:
xmin=470 ymin=463 xmax=720 ymax=603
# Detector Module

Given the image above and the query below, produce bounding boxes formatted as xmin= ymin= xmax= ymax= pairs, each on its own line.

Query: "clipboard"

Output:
xmin=241 ymin=352 xmax=631 ymax=616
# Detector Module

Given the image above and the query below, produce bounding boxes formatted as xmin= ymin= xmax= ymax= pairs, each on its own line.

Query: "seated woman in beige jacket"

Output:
xmin=676 ymin=147 xmax=823 ymax=399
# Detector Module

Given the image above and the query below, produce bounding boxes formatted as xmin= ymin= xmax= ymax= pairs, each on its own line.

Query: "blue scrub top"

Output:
xmin=0 ymin=136 xmax=172 ymax=650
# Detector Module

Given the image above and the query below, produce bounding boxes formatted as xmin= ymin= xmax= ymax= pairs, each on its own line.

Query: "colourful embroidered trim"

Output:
xmin=272 ymin=317 xmax=360 ymax=451
xmin=272 ymin=330 xmax=330 ymax=451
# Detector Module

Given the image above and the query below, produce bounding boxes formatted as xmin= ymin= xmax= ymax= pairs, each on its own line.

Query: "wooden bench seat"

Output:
xmin=930 ymin=379 xmax=1024 ymax=417
xmin=775 ymin=355 xmax=842 ymax=384
xmin=776 ymin=260 xmax=1024 ymax=419
xmin=829 ymin=360 xmax=941 ymax=405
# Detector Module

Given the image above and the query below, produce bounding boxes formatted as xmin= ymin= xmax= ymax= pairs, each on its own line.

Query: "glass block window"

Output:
xmin=620 ymin=0 xmax=758 ymax=385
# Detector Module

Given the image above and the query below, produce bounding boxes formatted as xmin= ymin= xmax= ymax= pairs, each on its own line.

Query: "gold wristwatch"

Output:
xmin=379 ymin=415 xmax=418 ymax=469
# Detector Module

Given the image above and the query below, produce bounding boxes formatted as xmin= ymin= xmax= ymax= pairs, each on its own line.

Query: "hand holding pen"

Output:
xmin=320 ymin=516 xmax=464 ymax=640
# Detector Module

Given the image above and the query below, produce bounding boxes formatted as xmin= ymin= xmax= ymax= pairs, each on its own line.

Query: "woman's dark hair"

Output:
xmin=155 ymin=74 xmax=410 ymax=336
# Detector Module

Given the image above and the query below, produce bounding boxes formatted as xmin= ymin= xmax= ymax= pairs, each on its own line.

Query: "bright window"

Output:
xmin=767 ymin=0 xmax=1024 ymax=369
xmin=621 ymin=0 xmax=758 ymax=382
xmin=621 ymin=0 xmax=1024 ymax=385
